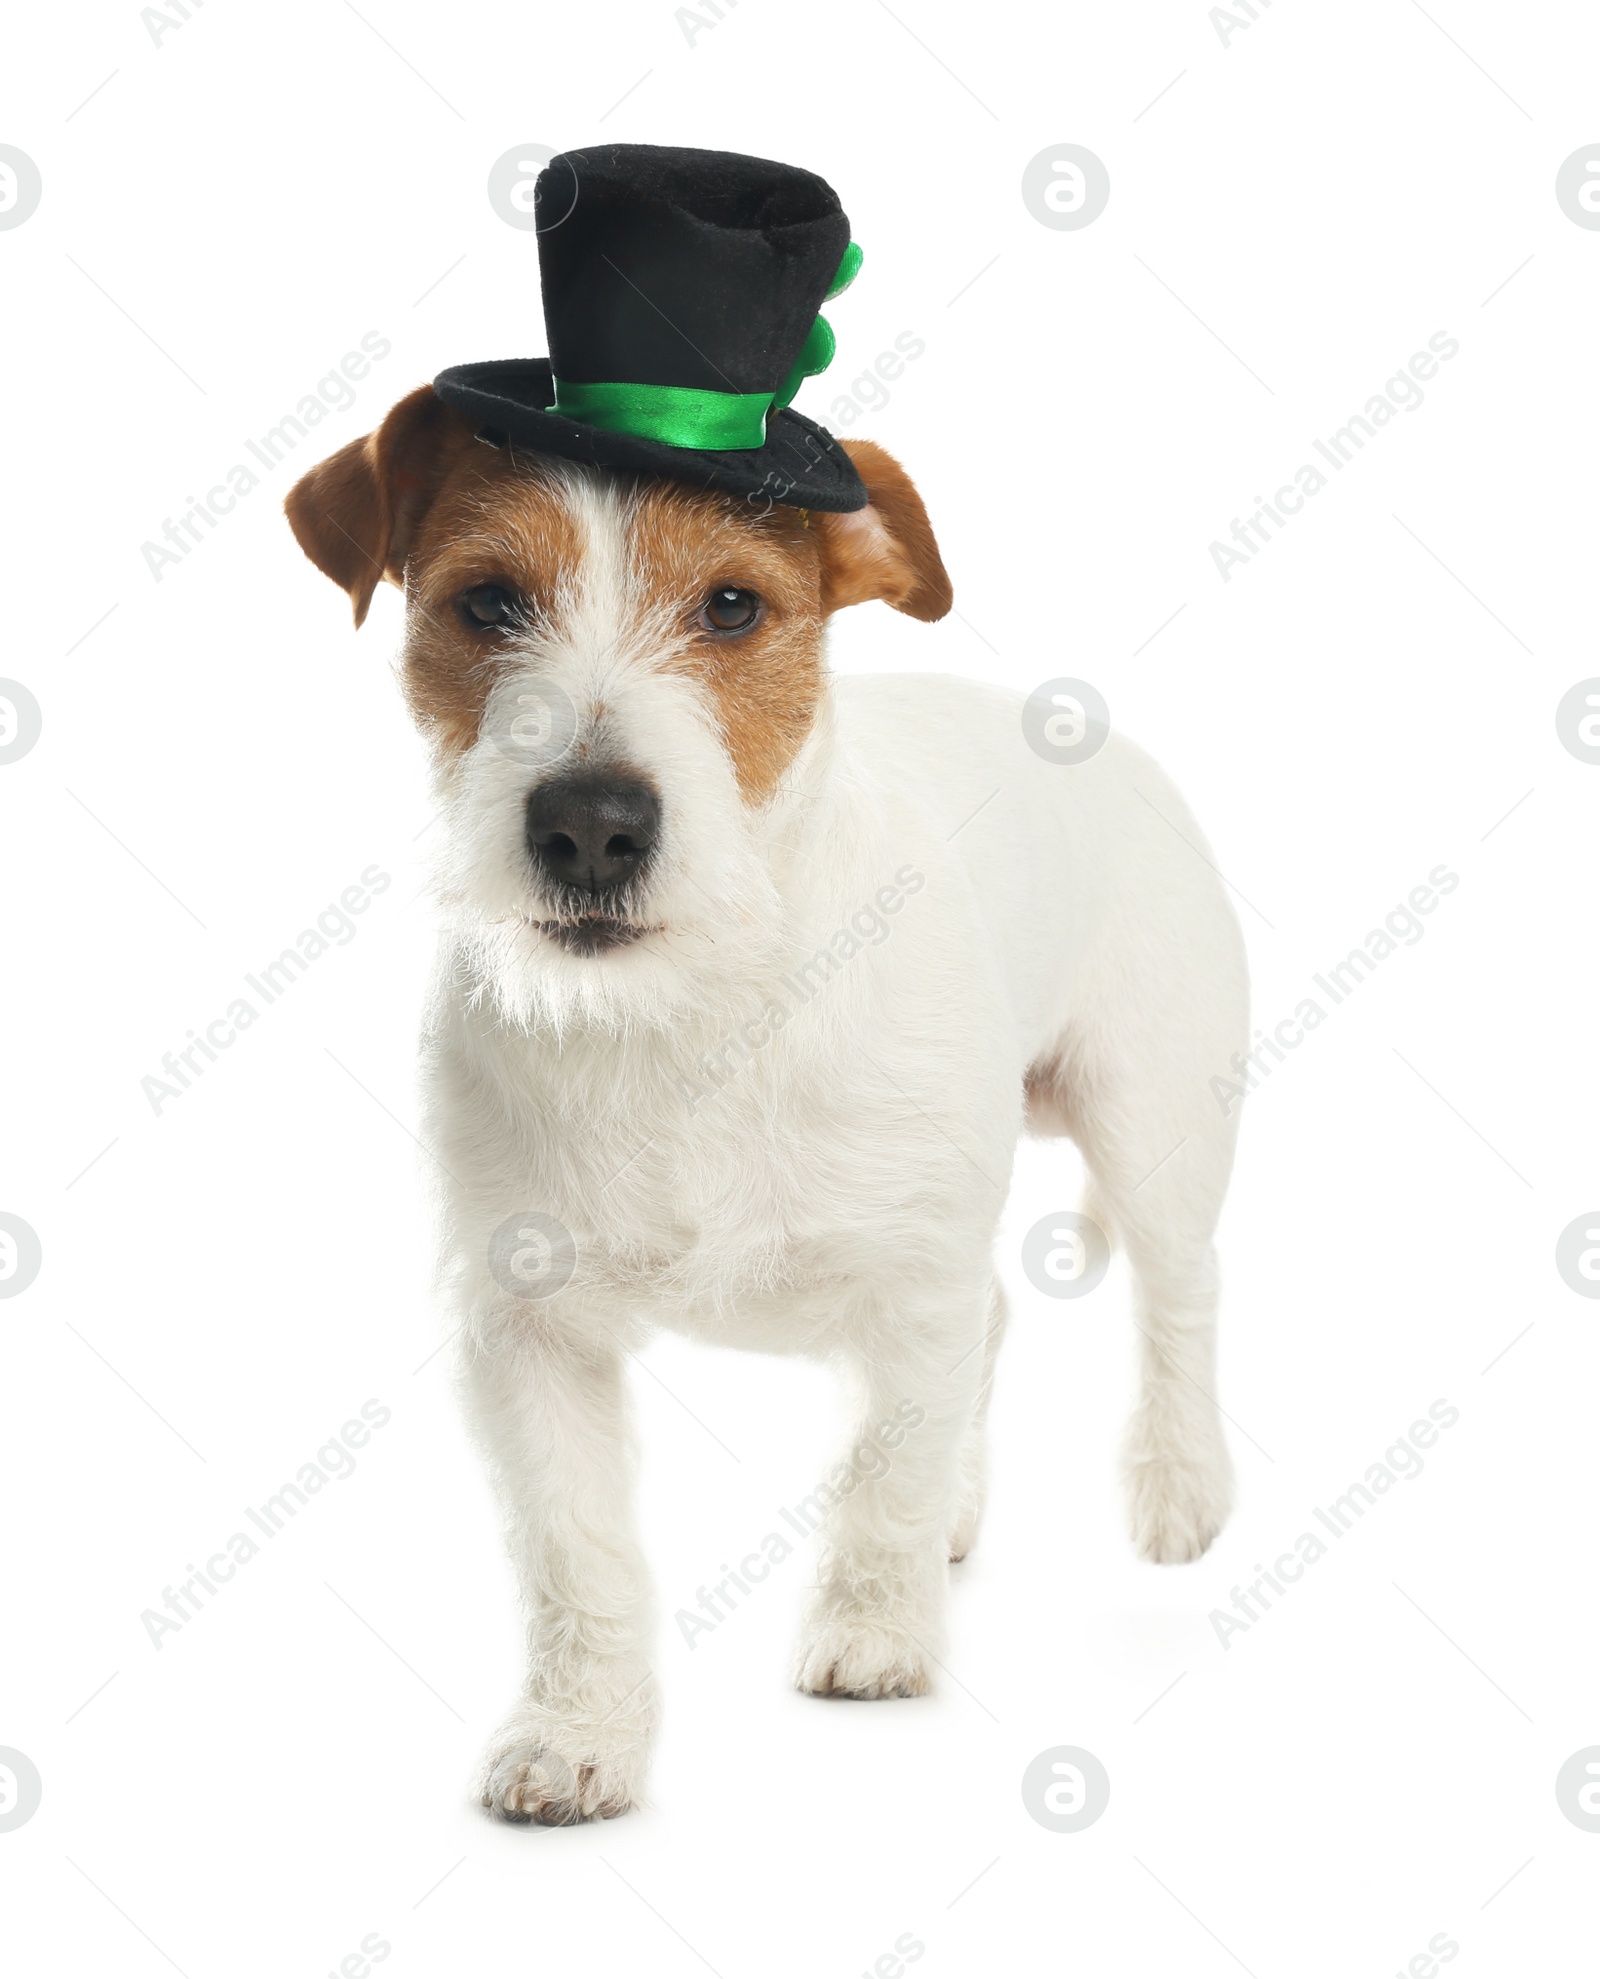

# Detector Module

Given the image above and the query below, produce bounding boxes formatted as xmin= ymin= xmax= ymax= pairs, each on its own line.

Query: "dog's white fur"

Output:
xmin=412 ymin=470 xmax=1249 ymax=1823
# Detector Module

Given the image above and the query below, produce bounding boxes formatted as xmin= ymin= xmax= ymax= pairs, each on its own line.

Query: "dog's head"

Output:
xmin=285 ymin=386 xmax=949 ymax=1031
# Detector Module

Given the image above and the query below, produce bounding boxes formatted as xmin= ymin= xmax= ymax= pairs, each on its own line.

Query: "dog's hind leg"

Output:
xmin=1038 ymin=977 xmax=1245 ymax=1564
xmin=1115 ymin=1202 xmax=1234 ymax=1565
xmin=949 ymin=1278 xmax=1007 ymax=1563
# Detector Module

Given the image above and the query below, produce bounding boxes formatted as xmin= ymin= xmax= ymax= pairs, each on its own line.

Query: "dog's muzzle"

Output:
xmin=524 ymin=773 xmax=661 ymax=953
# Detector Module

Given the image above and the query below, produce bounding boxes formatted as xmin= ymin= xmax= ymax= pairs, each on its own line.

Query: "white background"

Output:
xmin=5 ymin=2 xmax=1599 ymax=1973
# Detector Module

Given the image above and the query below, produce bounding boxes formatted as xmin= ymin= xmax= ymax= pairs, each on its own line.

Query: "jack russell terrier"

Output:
xmin=285 ymin=143 xmax=1248 ymax=1823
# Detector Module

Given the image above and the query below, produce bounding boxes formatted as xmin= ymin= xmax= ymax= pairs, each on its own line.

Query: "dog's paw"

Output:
xmin=793 ymin=1619 xmax=933 ymax=1699
xmin=1124 ymin=1449 xmax=1233 ymax=1565
xmin=478 ymin=1679 xmax=656 ymax=1826
xmin=480 ymin=1735 xmax=645 ymax=1825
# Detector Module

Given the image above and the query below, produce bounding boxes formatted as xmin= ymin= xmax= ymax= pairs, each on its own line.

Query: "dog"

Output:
xmin=285 ymin=388 xmax=1248 ymax=1823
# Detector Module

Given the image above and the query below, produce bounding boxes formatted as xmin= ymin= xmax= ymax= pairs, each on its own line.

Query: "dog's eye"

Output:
xmin=701 ymin=586 xmax=760 ymax=633
xmin=461 ymin=583 xmax=520 ymax=629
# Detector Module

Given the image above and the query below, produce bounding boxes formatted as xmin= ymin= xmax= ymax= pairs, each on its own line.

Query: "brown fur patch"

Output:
xmin=400 ymin=451 xmax=587 ymax=757
xmin=283 ymin=385 xmax=478 ymax=627
xmin=1024 ymin=1056 xmax=1078 ymax=1138
xmin=629 ymin=484 xmax=825 ymax=804
xmin=286 ymin=389 xmax=952 ymax=790
xmin=814 ymin=439 xmax=953 ymax=621
xmin=399 ymin=460 xmax=829 ymax=789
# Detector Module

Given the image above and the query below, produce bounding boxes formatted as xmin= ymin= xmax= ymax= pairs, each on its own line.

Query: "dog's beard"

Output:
xmin=448 ymin=896 xmax=789 ymax=1039
xmin=433 ymin=825 xmax=790 ymax=1041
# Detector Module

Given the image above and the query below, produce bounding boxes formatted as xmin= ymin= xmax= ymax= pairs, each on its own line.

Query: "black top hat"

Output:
xmin=433 ymin=144 xmax=868 ymax=512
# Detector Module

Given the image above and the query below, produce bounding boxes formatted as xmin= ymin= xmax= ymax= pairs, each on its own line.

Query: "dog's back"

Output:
xmin=833 ymin=670 xmax=1248 ymax=1086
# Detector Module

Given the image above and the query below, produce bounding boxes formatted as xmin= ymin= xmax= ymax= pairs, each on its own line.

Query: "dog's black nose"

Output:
xmin=524 ymin=776 xmax=661 ymax=895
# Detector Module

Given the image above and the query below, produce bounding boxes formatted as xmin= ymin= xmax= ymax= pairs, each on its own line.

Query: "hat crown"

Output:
xmin=533 ymin=144 xmax=850 ymax=398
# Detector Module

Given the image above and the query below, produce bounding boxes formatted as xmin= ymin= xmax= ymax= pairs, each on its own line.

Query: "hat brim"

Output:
xmin=432 ymin=359 xmax=868 ymax=513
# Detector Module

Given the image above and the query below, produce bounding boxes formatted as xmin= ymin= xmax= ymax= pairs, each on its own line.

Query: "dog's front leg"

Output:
xmin=463 ymin=1320 xmax=657 ymax=1824
xmin=793 ymin=1295 xmax=983 ymax=1700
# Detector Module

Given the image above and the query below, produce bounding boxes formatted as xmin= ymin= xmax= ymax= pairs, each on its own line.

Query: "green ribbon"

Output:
xmin=551 ymin=376 xmax=773 ymax=449
xmin=550 ymin=242 xmax=864 ymax=453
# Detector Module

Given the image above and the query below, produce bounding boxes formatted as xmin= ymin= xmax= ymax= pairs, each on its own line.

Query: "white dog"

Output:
xmin=287 ymin=393 xmax=1248 ymax=1823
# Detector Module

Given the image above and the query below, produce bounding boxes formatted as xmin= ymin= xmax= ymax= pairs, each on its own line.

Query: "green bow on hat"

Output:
xmin=549 ymin=241 xmax=864 ymax=452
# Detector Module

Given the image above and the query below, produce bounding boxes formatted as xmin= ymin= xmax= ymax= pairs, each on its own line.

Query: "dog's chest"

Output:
xmin=582 ymin=1065 xmax=881 ymax=1270
xmin=477 ymin=1025 xmax=955 ymax=1313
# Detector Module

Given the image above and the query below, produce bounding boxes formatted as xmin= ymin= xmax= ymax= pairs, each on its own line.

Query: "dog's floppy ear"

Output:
xmin=284 ymin=384 xmax=470 ymax=626
xmin=812 ymin=438 xmax=952 ymax=622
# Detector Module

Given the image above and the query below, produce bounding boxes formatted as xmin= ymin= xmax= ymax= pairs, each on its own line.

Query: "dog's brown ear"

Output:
xmin=284 ymin=385 xmax=470 ymax=626
xmin=812 ymin=438 xmax=952 ymax=622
